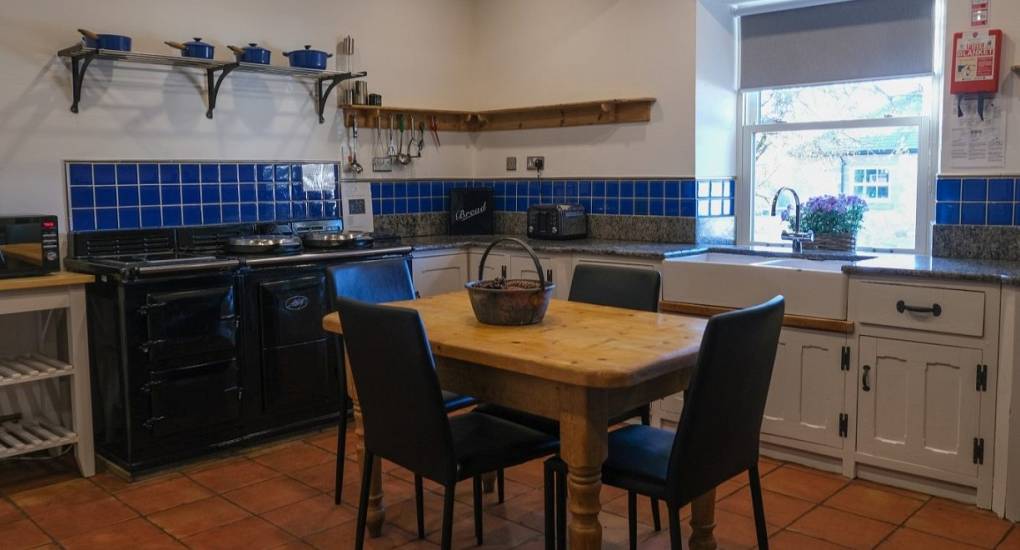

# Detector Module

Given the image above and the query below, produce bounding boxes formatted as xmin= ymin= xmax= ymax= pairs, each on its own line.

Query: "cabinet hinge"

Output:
xmin=977 ymin=364 xmax=988 ymax=392
xmin=973 ymin=437 xmax=985 ymax=465
xmin=840 ymin=346 xmax=850 ymax=371
xmin=838 ymin=413 xmax=848 ymax=438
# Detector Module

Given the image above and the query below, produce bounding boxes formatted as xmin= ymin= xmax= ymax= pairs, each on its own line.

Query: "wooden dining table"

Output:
xmin=323 ymin=291 xmax=716 ymax=549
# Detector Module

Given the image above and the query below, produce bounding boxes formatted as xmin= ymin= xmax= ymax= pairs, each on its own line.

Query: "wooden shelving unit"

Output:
xmin=342 ymin=97 xmax=656 ymax=132
xmin=0 ymin=273 xmax=95 ymax=476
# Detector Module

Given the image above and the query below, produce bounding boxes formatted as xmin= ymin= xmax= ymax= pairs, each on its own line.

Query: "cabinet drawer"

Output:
xmin=855 ymin=282 xmax=984 ymax=337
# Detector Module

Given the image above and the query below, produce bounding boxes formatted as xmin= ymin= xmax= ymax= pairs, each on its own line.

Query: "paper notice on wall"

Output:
xmin=947 ymin=96 xmax=1006 ymax=169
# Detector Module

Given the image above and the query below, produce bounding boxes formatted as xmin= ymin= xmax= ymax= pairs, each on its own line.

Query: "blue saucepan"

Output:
xmin=78 ymin=28 xmax=132 ymax=51
xmin=228 ymin=43 xmax=271 ymax=65
xmin=165 ymin=37 xmax=214 ymax=59
xmin=282 ymin=45 xmax=332 ymax=70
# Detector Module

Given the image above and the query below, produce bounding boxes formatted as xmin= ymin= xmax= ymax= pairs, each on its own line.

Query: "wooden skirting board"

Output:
xmin=342 ymin=98 xmax=655 ymax=132
xmin=660 ymin=300 xmax=855 ymax=334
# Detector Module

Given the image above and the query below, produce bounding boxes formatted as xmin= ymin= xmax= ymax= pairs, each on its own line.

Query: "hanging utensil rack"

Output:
xmin=57 ymin=43 xmax=366 ymax=123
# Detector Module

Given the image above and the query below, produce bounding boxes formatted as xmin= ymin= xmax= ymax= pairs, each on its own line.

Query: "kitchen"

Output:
xmin=1 ymin=0 xmax=1020 ymax=548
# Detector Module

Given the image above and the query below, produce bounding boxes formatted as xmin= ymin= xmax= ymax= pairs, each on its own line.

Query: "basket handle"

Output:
xmin=477 ymin=237 xmax=547 ymax=288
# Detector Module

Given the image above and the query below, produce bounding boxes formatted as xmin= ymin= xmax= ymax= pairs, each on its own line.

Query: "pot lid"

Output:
xmin=185 ymin=37 xmax=211 ymax=47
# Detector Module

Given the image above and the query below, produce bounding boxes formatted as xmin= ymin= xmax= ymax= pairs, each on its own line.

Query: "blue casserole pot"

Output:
xmin=229 ymin=43 xmax=271 ymax=65
xmin=282 ymin=45 xmax=332 ymax=70
xmin=165 ymin=37 xmax=214 ymax=59
xmin=78 ymin=28 xmax=132 ymax=51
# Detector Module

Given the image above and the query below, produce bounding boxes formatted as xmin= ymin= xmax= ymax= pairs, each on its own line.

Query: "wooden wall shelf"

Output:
xmin=342 ymin=97 xmax=655 ymax=132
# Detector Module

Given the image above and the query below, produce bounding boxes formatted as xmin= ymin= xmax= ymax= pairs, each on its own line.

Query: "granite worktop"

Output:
xmin=404 ymin=235 xmax=705 ymax=260
xmin=843 ymin=255 xmax=1020 ymax=286
xmin=404 ymin=235 xmax=1020 ymax=285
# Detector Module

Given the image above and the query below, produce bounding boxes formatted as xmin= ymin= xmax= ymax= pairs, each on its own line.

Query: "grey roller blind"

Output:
xmin=740 ymin=0 xmax=934 ymax=90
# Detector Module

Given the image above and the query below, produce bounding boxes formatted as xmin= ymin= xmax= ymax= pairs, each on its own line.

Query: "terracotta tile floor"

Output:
xmin=0 ymin=425 xmax=1016 ymax=549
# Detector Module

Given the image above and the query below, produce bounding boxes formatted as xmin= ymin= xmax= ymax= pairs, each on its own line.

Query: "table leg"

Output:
xmin=347 ymin=357 xmax=385 ymax=537
xmin=689 ymin=489 xmax=717 ymax=550
xmin=559 ymin=390 xmax=608 ymax=550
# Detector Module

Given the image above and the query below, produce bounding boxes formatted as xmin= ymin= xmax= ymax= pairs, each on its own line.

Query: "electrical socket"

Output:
xmin=506 ymin=157 xmax=517 ymax=171
xmin=527 ymin=156 xmax=545 ymax=171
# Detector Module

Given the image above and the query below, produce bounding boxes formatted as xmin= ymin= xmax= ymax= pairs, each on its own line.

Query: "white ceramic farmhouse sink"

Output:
xmin=661 ymin=253 xmax=849 ymax=319
xmin=754 ymin=257 xmax=848 ymax=272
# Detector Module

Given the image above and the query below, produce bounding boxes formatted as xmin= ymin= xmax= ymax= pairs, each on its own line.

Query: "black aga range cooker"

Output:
xmin=66 ymin=221 xmax=409 ymax=475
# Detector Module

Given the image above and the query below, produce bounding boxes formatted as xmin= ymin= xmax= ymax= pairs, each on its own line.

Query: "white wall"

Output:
xmin=469 ymin=0 xmax=698 ymax=179
xmin=695 ymin=0 xmax=738 ymax=178
xmin=0 ymin=0 xmax=478 ymax=232
xmin=940 ymin=1 xmax=1020 ymax=175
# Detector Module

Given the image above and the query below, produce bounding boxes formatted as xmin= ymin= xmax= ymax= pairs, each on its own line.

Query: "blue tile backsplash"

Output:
xmin=68 ymin=162 xmax=734 ymax=233
xmin=370 ymin=177 xmax=734 ymax=219
xmin=935 ymin=175 xmax=1020 ymax=226
xmin=67 ymin=161 xmax=341 ymax=232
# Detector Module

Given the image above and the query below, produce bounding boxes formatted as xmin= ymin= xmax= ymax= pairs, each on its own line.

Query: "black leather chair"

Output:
xmin=477 ymin=264 xmax=663 ymax=521
xmin=326 ymin=257 xmax=476 ymax=506
xmin=546 ymin=296 xmax=785 ymax=550
xmin=336 ymin=297 xmax=559 ymax=549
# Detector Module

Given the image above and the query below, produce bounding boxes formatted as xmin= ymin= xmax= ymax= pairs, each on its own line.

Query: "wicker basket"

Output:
xmin=803 ymin=232 xmax=856 ymax=252
xmin=465 ymin=238 xmax=555 ymax=326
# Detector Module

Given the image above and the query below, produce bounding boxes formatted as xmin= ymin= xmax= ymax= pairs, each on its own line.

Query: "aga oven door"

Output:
xmin=141 ymin=285 xmax=238 ymax=363
xmin=257 ymin=274 xmax=335 ymax=413
xmin=143 ymin=359 xmax=242 ymax=437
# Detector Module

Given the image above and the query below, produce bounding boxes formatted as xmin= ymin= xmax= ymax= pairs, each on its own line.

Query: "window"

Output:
xmin=742 ymin=76 xmax=931 ymax=251
xmin=854 ymin=169 xmax=890 ymax=201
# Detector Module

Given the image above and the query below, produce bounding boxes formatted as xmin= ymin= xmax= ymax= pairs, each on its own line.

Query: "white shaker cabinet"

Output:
xmin=856 ymin=337 xmax=982 ymax=479
xmin=411 ymin=251 xmax=469 ymax=298
xmin=763 ymin=328 xmax=849 ymax=451
xmin=848 ymin=276 xmax=999 ymax=507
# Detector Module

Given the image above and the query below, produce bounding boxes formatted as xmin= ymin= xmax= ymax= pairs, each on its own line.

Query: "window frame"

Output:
xmin=735 ymin=79 xmax=939 ymax=254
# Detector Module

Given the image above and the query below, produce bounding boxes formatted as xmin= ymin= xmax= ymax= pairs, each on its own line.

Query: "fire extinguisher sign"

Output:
xmin=957 ymin=32 xmax=995 ymax=81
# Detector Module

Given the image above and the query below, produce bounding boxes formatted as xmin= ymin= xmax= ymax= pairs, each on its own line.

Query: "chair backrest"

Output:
xmin=335 ymin=297 xmax=457 ymax=484
xmin=568 ymin=264 xmax=661 ymax=312
xmin=666 ymin=296 xmax=785 ymax=505
xmin=326 ymin=257 xmax=416 ymax=306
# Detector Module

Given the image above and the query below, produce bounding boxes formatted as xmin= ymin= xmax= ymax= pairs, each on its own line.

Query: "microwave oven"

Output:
xmin=0 ymin=215 xmax=60 ymax=279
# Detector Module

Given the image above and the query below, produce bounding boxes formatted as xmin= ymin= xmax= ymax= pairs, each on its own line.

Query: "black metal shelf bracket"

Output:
xmin=206 ymin=63 xmax=240 ymax=119
xmin=58 ymin=44 xmax=366 ymax=123
xmin=68 ymin=50 xmax=98 ymax=113
xmin=316 ymin=72 xmax=366 ymax=124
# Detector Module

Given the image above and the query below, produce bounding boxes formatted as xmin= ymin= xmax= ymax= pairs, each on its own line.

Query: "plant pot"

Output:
xmin=803 ymin=232 xmax=856 ymax=252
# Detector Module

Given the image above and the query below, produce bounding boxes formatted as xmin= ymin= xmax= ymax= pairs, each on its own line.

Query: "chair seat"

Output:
xmin=442 ymin=391 xmax=477 ymax=412
xmin=474 ymin=403 xmax=650 ymax=437
xmin=601 ymin=424 xmax=673 ymax=498
xmin=451 ymin=412 xmax=558 ymax=478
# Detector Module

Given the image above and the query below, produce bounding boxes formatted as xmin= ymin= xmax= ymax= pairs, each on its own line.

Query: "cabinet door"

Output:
xmin=857 ymin=337 xmax=981 ymax=477
xmin=762 ymin=329 xmax=847 ymax=449
xmin=469 ymin=251 xmax=509 ymax=282
xmin=413 ymin=254 xmax=468 ymax=298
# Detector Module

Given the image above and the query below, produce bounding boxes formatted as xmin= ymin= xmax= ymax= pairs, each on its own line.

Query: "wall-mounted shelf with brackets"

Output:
xmin=341 ymin=97 xmax=656 ymax=132
xmin=56 ymin=44 xmax=366 ymax=123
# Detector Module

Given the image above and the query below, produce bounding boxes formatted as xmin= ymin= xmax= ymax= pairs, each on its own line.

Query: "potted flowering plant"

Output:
xmin=798 ymin=194 xmax=868 ymax=251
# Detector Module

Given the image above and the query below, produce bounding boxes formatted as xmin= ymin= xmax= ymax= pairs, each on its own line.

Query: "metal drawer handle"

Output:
xmin=896 ymin=300 xmax=942 ymax=317
xmin=862 ymin=365 xmax=871 ymax=392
